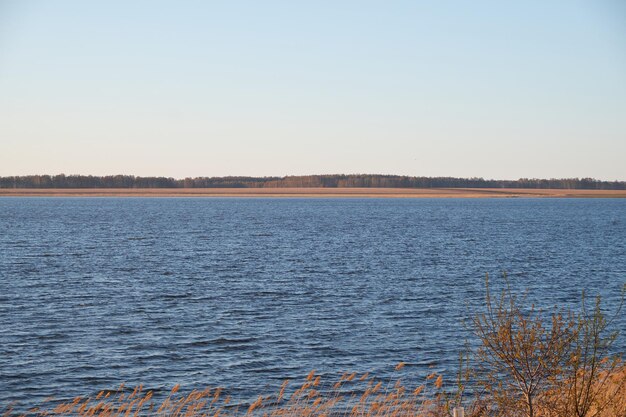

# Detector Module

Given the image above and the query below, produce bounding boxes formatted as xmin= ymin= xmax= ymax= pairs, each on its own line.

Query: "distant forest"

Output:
xmin=1 ymin=174 xmax=625 ymax=189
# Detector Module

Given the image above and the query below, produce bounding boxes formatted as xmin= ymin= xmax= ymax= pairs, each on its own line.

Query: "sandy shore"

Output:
xmin=0 ymin=188 xmax=625 ymax=198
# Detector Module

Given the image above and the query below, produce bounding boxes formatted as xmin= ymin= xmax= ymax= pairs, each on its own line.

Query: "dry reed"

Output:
xmin=3 ymin=363 xmax=624 ymax=417
xmin=3 ymin=365 xmax=457 ymax=417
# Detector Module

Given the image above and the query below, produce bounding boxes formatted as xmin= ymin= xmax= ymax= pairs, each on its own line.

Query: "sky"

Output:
xmin=0 ymin=1 xmax=625 ymax=180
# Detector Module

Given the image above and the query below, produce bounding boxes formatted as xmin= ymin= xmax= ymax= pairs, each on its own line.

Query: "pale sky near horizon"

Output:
xmin=1 ymin=1 xmax=625 ymax=180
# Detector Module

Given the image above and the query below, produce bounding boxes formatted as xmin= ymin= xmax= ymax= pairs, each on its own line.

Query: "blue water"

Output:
xmin=0 ymin=198 xmax=624 ymax=409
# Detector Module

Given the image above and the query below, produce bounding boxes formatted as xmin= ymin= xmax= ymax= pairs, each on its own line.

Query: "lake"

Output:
xmin=0 ymin=197 xmax=624 ymax=409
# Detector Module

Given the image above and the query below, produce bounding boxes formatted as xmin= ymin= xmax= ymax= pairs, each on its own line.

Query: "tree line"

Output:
xmin=0 ymin=174 xmax=624 ymax=189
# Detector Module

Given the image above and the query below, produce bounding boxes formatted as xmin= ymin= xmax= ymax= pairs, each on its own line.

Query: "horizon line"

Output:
xmin=2 ymin=173 xmax=626 ymax=183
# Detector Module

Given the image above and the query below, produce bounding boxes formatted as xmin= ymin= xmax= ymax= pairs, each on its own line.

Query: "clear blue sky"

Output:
xmin=1 ymin=1 xmax=625 ymax=180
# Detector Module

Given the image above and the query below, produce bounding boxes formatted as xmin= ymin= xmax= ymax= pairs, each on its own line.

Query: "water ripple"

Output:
xmin=0 ymin=197 xmax=624 ymax=410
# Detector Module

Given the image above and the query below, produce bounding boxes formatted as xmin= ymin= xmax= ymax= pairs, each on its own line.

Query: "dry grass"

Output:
xmin=593 ymin=365 xmax=626 ymax=416
xmin=2 ymin=368 xmax=461 ymax=417
xmin=540 ymin=364 xmax=626 ymax=417
xmin=1 ymin=188 xmax=625 ymax=198
xmin=3 ymin=364 xmax=625 ymax=417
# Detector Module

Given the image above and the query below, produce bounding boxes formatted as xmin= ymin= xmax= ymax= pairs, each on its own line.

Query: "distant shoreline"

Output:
xmin=1 ymin=188 xmax=626 ymax=198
